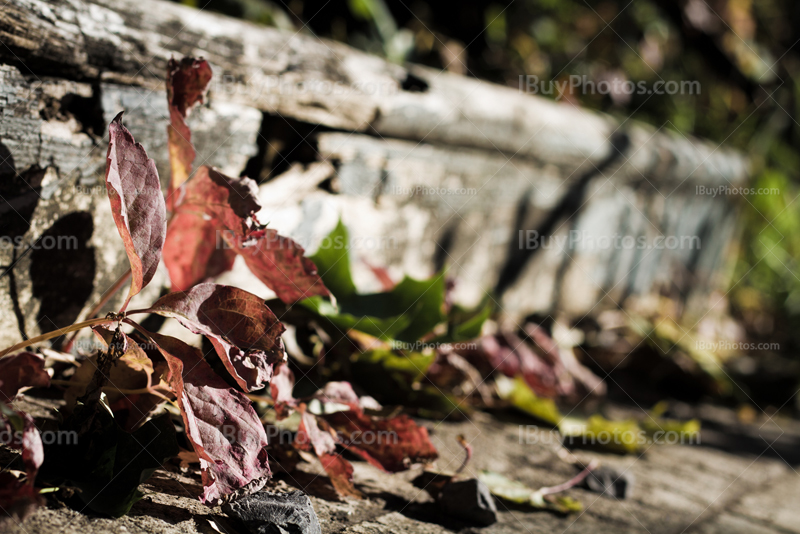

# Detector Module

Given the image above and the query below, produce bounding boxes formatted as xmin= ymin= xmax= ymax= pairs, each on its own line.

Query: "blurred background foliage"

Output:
xmin=177 ymin=0 xmax=800 ymax=398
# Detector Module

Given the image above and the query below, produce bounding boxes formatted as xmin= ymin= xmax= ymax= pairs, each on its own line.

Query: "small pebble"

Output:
xmin=222 ymin=490 xmax=322 ymax=534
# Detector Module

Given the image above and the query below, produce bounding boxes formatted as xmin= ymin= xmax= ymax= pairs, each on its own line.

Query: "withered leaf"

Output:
xmin=143 ymin=329 xmax=271 ymax=505
xmin=0 ymin=352 xmax=50 ymax=403
xmin=105 ymin=112 xmax=167 ymax=311
xmin=295 ymin=405 xmax=361 ymax=498
xmin=269 ymin=362 xmax=296 ymax=420
xmin=166 ymin=57 xmax=213 ymax=204
xmin=146 ymin=284 xmax=286 ymax=392
xmin=0 ymin=403 xmax=44 ymax=524
xmin=322 ymin=409 xmax=438 ymax=473
xmin=164 ymin=165 xmax=328 ymax=302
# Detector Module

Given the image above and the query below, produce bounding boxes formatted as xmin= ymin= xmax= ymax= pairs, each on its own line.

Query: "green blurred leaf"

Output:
xmin=495 ymin=375 xmax=561 ymax=426
xmin=304 ymin=221 xmax=446 ymax=342
xmin=478 ymin=471 xmax=582 ymax=514
xmin=308 ymin=219 xmax=357 ymax=299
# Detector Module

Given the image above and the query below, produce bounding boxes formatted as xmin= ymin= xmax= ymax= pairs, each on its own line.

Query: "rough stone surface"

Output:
xmin=222 ymin=490 xmax=322 ymax=534
xmin=4 ymin=403 xmax=798 ymax=534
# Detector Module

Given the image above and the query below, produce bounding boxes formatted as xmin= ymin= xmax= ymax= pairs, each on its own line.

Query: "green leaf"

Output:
xmin=300 ymin=296 xmax=413 ymax=340
xmin=303 ymin=220 xmax=446 ymax=342
xmin=435 ymin=297 xmax=493 ymax=343
xmin=478 ymin=471 xmax=583 ymax=514
xmin=308 ymin=219 xmax=357 ymax=299
xmin=495 ymin=375 xmax=561 ymax=426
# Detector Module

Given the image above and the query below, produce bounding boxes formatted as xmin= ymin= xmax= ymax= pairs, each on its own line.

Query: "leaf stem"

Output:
xmin=62 ymin=269 xmax=132 ymax=351
xmin=0 ymin=317 xmax=116 ymax=358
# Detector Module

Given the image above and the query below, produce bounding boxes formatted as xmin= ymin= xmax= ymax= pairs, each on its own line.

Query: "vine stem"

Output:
xmin=62 ymin=269 xmax=132 ymax=352
xmin=0 ymin=317 xmax=116 ymax=358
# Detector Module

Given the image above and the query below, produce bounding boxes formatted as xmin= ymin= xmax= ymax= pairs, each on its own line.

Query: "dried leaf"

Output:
xmin=105 ymin=112 xmax=167 ymax=311
xmin=166 ymin=57 xmax=213 ymax=203
xmin=0 ymin=352 xmax=50 ymax=403
xmin=147 ymin=284 xmax=285 ymax=392
xmin=230 ymin=227 xmax=329 ymax=304
xmin=163 ymin=209 xmax=236 ymax=292
xmin=269 ymin=363 xmax=296 ymax=420
xmin=322 ymin=409 xmax=438 ymax=473
xmin=295 ymin=405 xmax=361 ymax=498
xmin=478 ymin=471 xmax=583 ymax=514
xmin=143 ymin=329 xmax=271 ymax=505
xmin=0 ymin=403 xmax=44 ymax=524
xmin=165 ymin=166 xmax=328 ymax=302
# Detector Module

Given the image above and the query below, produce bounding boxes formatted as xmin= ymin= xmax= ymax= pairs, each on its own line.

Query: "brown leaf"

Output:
xmin=146 ymin=284 xmax=285 ymax=392
xmin=164 ymin=165 xmax=329 ymax=302
xmin=295 ymin=405 xmax=362 ymax=498
xmin=166 ymin=57 xmax=213 ymax=206
xmin=228 ymin=227 xmax=330 ymax=304
xmin=163 ymin=208 xmax=236 ymax=292
xmin=269 ymin=363 xmax=296 ymax=420
xmin=63 ymin=328 xmax=168 ymax=431
xmin=0 ymin=352 xmax=50 ymax=403
xmin=105 ymin=112 xmax=167 ymax=311
xmin=322 ymin=409 xmax=438 ymax=473
xmin=143 ymin=330 xmax=270 ymax=505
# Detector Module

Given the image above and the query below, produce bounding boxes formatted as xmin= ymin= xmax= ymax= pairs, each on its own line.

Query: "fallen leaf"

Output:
xmin=0 ymin=402 xmax=45 ymax=524
xmin=295 ymin=405 xmax=361 ymax=498
xmin=0 ymin=352 xmax=50 ymax=403
xmin=105 ymin=112 xmax=167 ymax=311
xmin=270 ymin=362 xmax=296 ymax=420
xmin=322 ymin=408 xmax=438 ymax=473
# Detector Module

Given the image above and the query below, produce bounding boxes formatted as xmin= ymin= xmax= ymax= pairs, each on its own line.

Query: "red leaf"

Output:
xmin=164 ymin=165 xmax=329 ymax=302
xmin=295 ymin=405 xmax=362 ymax=498
xmin=318 ymin=452 xmax=361 ymax=499
xmin=146 ymin=284 xmax=285 ymax=392
xmin=166 ymin=57 xmax=212 ymax=207
xmin=176 ymin=166 xmax=260 ymax=239
xmin=229 ymin=227 xmax=330 ymax=303
xmin=143 ymin=330 xmax=270 ymax=505
xmin=0 ymin=352 xmax=50 ymax=403
xmin=269 ymin=363 xmax=296 ymax=420
xmin=163 ymin=166 xmax=260 ymax=291
xmin=163 ymin=209 xmax=236 ymax=292
xmin=105 ymin=112 xmax=167 ymax=311
xmin=0 ymin=402 xmax=45 ymax=524
xmin=0 ymin=472 xmax=44 ymax=526
xmin=322 ymin=410 xmax=438 ymax=473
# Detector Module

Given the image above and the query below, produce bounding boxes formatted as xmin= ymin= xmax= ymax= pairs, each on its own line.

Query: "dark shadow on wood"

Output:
xmin=495 ymin=131 xmax=631 ymax=297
